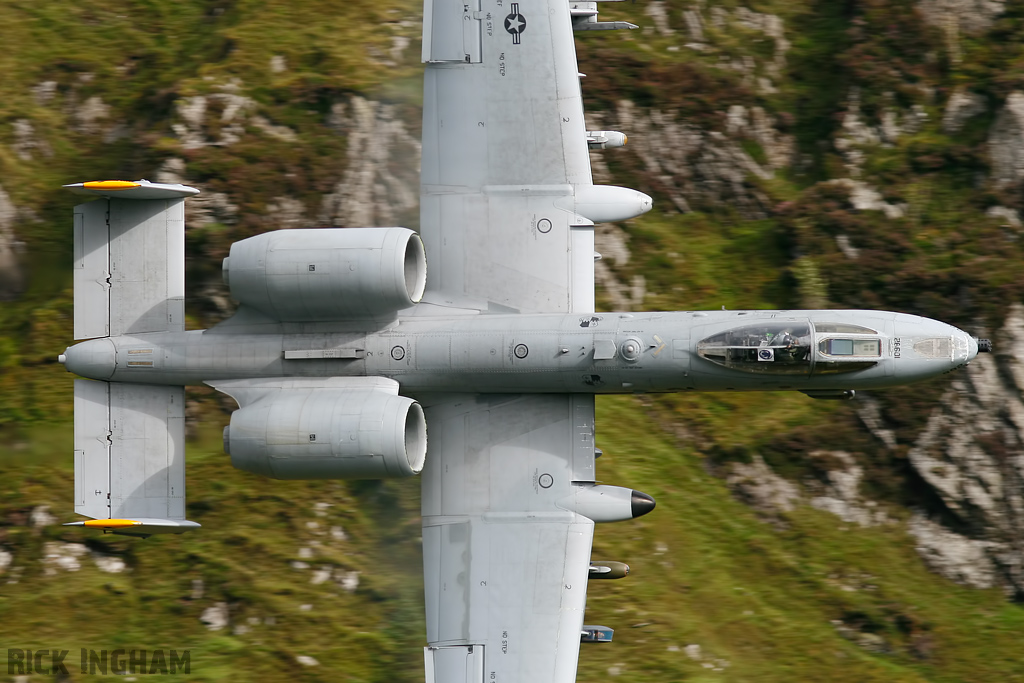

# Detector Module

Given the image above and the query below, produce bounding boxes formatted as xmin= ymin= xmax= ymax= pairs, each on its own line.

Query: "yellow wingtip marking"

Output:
xmin=82 ymin=181 xmax=140 ymax=191
xmin=83 ymin=519 xmax=142 ymax=528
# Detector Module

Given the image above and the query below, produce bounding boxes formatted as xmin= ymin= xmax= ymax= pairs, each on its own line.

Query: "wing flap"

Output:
xmin=423 ymin=0 xmax=482 ymax=64
xmin=73 ymin=202 xmax=111 ymax=340
xmin=109 ymin=382 xmax=186 ymax=520
xmin=109 ymin=198 xmax=186 ymax=336
xmin=74 ymin=379 xmax=112 ymax=518
xmin=424 ymin=645 xmax=485 ymax=683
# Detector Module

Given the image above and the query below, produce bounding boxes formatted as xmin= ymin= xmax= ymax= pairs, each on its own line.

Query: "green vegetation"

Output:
xmin=582 ymin=396 xmax=1024 ymax=683
xmin=3 ymin=401 xmax=1023 ymax=681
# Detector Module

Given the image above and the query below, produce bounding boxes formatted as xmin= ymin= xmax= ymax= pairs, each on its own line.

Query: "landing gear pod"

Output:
xmin=559 ymin=484 xmax=656 ymax=523
xmin=559 ymin=185 xmax=653 ymax=223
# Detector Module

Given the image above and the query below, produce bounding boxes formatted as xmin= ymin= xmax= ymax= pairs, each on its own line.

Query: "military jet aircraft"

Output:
xmin=59 ymin=1 xmax=988 ymax=681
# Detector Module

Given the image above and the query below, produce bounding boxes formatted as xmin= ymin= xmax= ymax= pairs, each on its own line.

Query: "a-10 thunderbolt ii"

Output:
xmin=59 ymin=1 xmax=989 ymax=681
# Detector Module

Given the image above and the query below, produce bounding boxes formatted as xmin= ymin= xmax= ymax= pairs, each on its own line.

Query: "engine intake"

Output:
xmin=214 ymin=378 xmax=426 ymax=480
xmin=223 ymin=227 xmax=426 ymax=321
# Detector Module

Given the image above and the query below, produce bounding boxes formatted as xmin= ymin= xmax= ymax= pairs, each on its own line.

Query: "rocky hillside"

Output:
xmin=2 ymin=1 xmax=1024 ymax=681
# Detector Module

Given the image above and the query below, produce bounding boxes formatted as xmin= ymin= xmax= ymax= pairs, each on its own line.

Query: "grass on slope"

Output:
xmin=576 ymin=395 xmax=1024 ymax=683
xmin=0 ymin=421 xmax=426 ymax=683
xmin=597 ymin=212 xmax=792 ymax=315
xmin=2 ymin=397 xmax=1023 ymax=682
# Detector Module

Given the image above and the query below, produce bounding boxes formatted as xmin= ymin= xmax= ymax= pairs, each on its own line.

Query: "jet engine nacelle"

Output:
xmin=586 ymin=130 xmax=627 ymax=149
xmin=219 ymin=380 xmax=427 ymax=480
xmin=222 ymin=227 xmax=426 ymax=321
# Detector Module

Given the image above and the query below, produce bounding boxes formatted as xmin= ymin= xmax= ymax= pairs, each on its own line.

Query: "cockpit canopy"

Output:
xmin=696 ymin=321 xmax=881 ymax=376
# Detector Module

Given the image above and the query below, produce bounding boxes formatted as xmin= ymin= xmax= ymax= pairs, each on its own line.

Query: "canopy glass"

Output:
xmin=696 ymin=321 xmax=881 ymax=376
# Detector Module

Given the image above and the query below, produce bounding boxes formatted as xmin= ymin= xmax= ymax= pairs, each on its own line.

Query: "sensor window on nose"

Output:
xmin=912 ymin=338 xmax=952 ymax=359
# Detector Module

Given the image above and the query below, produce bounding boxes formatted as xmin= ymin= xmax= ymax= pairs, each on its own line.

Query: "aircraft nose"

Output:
xmin=966 ymin=334 xmax=979 ymax=363
xmin=892 ymin=315 xmax=976 ymax=370
xmin=637 ymin=191 xmax=653 ymax=215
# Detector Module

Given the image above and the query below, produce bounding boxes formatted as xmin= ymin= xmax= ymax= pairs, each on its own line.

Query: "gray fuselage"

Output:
xmin=62 ymin=308 xmax=979 ymax=396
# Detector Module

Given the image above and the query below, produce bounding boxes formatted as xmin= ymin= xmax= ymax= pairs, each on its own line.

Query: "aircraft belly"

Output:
xmin=85 ymin=311 xmax=970 ymax=394
xmin=463 ymin=334 xmax=507 ymax=370
xmin=416 ymin=335 xmax=454 ymax=371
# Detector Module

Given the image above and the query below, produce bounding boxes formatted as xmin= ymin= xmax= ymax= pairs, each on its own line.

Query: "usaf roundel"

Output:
xmin=504 ymin=3 xmax=526 ymax=44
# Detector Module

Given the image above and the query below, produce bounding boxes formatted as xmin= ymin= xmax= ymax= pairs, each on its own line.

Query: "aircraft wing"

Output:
xmin=420 ymin=0 xmax=596 ymax=314
xmin=421 ymin=393 xmax=597 ymax=683
xmin=418 ymin=2 xmax=644 ymax=681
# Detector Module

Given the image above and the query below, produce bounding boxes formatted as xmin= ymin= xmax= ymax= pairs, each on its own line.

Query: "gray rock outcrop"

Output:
xmin=320 ymin=96 xmax=420 ymax=228
xmin=917 ymin=0 xmax=1005 ymax=35
xmin=0 ymin=185 xmax=25 ymax=301
xmin=726 ymin=455 xmax=801 ymax=519
xmin=988 ymin=91 xmax=1024 ymax=186
xmin=200 ymin=602 xmax=229 ymax=631
xmin=826 ymin=178 xmax=906 ymax=219
xmin=909 ymin=514 xmax=1002 ymax=589
xmin=611 ymin=100 xmax=781 ymax=218
xmin=806 ymin=451 xmax=891 ymax=527
xmin=155 ymin=157 xmax=239 ymax=230
xmin=943 ymin=87 xmax=987 ymax=133
xmin=905 ymin=304 xmax=1024 ymax=597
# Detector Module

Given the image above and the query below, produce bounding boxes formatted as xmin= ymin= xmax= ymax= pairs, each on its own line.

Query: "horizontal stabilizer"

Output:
xmin=72 ymin=379 xmax=197 ymax=534
xmin=69 ymin=179 xmax=198 ymax=340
